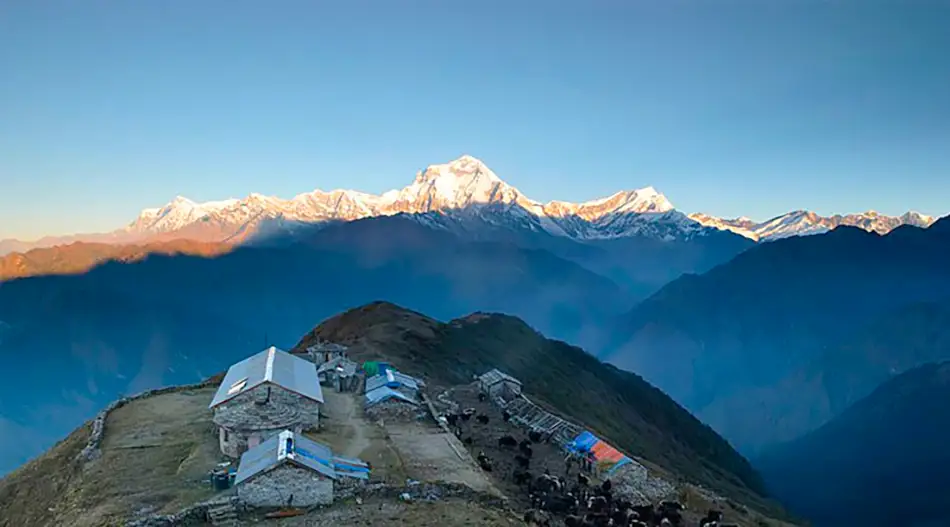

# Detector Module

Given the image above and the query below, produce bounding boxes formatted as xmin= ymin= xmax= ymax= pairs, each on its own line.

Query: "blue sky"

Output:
xmin=1 ymin=0 xmax=948 ymax=240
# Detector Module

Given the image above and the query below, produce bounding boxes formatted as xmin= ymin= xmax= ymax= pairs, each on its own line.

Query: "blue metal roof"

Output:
xmin=364 ymin=386 xmax=418 ymax=407
xmin=234 ymin=430 xmax=337 ymax=485
xmin=333 ymin=456 xmax=371 ymax=480
xmin=364 ymin=370 xmax=421 ymax=393
xmin=210 ymin=346 xmax=324 ymax=408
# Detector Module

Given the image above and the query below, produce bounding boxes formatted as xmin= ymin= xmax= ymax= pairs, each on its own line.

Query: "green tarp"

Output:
xmin=362 ymin=361 xmax=379 ymax=376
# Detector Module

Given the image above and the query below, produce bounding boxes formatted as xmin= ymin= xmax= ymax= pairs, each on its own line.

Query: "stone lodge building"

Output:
xmin=210 ymin=346 xmax=324 ymax=458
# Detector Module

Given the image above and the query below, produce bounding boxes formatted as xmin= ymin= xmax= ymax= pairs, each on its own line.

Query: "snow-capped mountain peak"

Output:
xmin=389 ymin=154 xmax=531 ymax=213
xmin=543 ymin=187 xmax=674 ymax=222
xmin=586 ymin=187 xmax=674 ymax=215
xmin=119 ymin=156 xmax=939 ymax=245
xmin=128 ymin=195 xmax=239 ymax=234
xmin=119 ymin=155 xmax=709 ymax=243
xmin=691 ymin=209 xmax=939 ymax=241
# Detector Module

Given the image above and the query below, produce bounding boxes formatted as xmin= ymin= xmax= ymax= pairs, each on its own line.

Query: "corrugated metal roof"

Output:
xmin=364 ymin=370 xmax=422 ymax=393
xmin=234 ymin=430 xmax=336 ymax=485
xmin=364 ymin=386 xmax=419 ymax=407
xmin=317 ymin=356 xmax=358 ymax=375
xmin=332 ymin=456 xmax=371 ymax=480
xmin=478 ymin=368 xmax=522 ymax=387
xmin=210 ymin=346 xmax=324 ymax=408
xmin=395 ymin=371 xmax=424 ymax=388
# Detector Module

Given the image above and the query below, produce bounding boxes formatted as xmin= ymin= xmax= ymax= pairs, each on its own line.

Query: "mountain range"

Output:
xmin=0 ymin=155 xmax=938 ymax=255
xmin=688 ymin=209 xmax=936 ymax=241
xmin=2 ymin=154 xmax=949 ymax=527
xmin=602 ymin=216 xmax=950 ymax=454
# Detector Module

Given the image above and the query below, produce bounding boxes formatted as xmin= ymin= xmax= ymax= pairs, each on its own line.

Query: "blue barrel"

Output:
xmin=212 ymin=472 xmax=230 ymax=490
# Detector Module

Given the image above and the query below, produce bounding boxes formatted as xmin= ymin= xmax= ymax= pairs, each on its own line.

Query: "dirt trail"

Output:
xmin=334 ymin=390 xmax=370 ymax=459
xmin=313 ymin=390 xmax=408 ymax=483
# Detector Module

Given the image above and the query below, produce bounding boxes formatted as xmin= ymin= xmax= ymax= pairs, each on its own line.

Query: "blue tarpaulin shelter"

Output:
xmin=566 ymin=430 xmax=632 ymax=473
xmin=568 ymin=431 xmax=599 ymax=453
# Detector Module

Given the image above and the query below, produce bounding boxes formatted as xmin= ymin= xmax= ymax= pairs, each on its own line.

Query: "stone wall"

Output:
xmin=124 ymin=497 xmax=241 ymax=527
xmin=364 ymin=399 xmax=426 ymax=422
xmin=237 ymin=464 xmax=333 ymax=508
xmin=610 ymin=461 xmax=678 ymax=505
xmin=335 ymin=480 xmax=509 ymax=510
xmin=212 ymin=383 xmax=320 ymax=432
xmin=125 ymin=481 xmax=505 ymax=526
xmin=76 ymin=379 xmax=219 ymax=465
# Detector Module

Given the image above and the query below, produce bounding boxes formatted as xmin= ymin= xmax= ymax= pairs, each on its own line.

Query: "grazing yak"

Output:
xmin=522 ymin=509 xmax=551 ymax=526
xmin=513 ymin=470 xmax=532 ymax=485
xmin=498 ymin=435 xmax=518 ymax=448
xmin=476 ymin=414 xmax=490 ymax=425
xmin=476 ymin=451 xmax=492 ymax=472
xmin=700 ymin=509 xmax=724 ymax=526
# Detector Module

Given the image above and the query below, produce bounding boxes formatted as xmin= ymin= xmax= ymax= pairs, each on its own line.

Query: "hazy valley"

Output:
xmin=1 ymin=157 xmax=948 ymax=527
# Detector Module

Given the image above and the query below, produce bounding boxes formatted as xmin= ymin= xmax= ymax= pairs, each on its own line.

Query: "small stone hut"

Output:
xmin=363 ymin=369 xmax=423 ymax=419
xmin=477 ymin=368 xmax=522 ymax=400
xmin=305 ymin=340 xmax=349 ymax=367
xmin=317 ymin=356 xmax=360 ymax=392
xmin=235 ymin=430 xmax=337 ymax=508
xmin=365 ymin=369 xmax=423 ymax=399
xmin=210 ymin=346 xmax=324 ymax=458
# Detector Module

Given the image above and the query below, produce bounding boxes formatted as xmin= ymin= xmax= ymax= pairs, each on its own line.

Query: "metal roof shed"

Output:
xmin=478 ymin=368 xmax=522 ymax=388
xmin=234 ymin=430 xmax=338 ymax=507
xmin=364 ymin=386 xmax=419 ymax=407
xmin=234 ymin=430 xmax=337 ymax=485
xmin=477 ymin=368 xmax=523 ymax=400
xmin=364 ymin=369 xmax=423 ymax=393
xmin=210 ymin=346 xmax=324 ymax=409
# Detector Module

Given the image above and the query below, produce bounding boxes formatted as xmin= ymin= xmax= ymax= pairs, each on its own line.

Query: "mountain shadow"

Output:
xmin=0 ymin=214 xmax=625 ymax=475
xmin=248 ymin=204 xmax=755 ymax=303
xmin=756 ymin=360 xmax=950 ymax=527
xmin=602 ymin=216 xmax=950 ymax=453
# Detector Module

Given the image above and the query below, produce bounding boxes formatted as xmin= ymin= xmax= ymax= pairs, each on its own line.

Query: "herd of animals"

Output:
xmin=438 ymin=391 xmax=743 ymax=527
